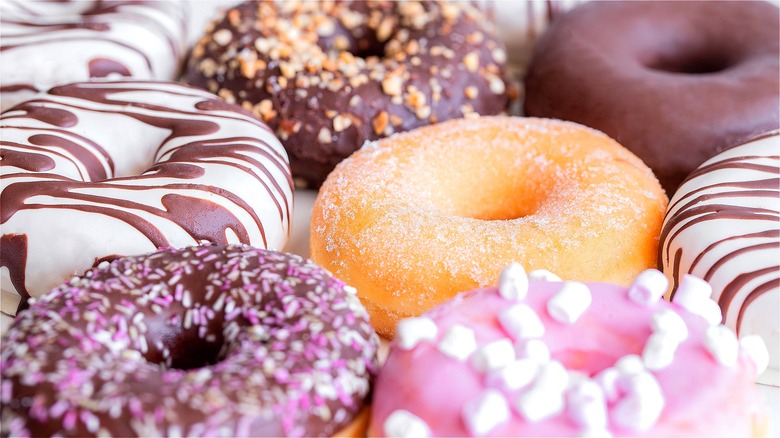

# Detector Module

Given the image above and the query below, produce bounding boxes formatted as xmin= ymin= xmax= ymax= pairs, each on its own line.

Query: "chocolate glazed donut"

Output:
xmin=184 ymin=1 xmax=511 ymax=188
xmin=523 ymin=1 xmax=780 ymax=195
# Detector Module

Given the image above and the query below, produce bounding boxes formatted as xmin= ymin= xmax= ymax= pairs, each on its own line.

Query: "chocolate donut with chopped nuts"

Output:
xmin=184 ymin=1 xmax=511 ymax=188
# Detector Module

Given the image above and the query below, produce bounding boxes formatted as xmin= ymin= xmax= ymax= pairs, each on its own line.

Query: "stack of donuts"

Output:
xmin=1 ymin=1 xmax=777 ymax=436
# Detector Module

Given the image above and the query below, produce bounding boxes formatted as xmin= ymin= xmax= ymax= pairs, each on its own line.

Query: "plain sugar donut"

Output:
xmin=310 ymin=116 xmax=668 ymax=337
xmin=0 ymin=80 xmax=293 ymax=316
xmin=0 ymin=244 xmax=379 ymax=437
xmin=0 ymin=1 xmax=188 ymax=111
xmin=184 ymin=0 xmax=511 ymax=188
xmin=523 ymin=0 xmax=780 ymax=195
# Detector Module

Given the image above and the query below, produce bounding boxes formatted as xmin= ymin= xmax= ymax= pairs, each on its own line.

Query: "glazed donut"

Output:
xmin=0 ymin=1 xmax=187 ymax=112
xmin=0 ymin=80 xmax=293 ymax=316
xmin=523 ymin=0 xmax=780 ymax=195
xmin=370 ymin=265 xmax=769 ymax=436
xmin=183 ymin=1 xmax=511 ymax=188
xmin=0 ymin=244 xmax=379 ymax=437
xmin=660 ymin=130 xmax=780 ymax=383
xmin=310 ymin=116 xmax=667 ymax=337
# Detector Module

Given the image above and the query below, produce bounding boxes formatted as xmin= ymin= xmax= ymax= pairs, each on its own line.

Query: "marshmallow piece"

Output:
xmin=472 ymin=339 xmax=516 ymax=373
xmin=438 ymin=324 xmax=477 ymax=361
xmin=740 ymin=335 xmax=769 ymax=375
xmin=618 ymin=371 xmax=663 ymax=398
xmin=642 ymin=331 xmax=681 ymax=370
xmin=567 ymin=379 xmax=608 ymax=430
xmin=614 ymin=354 xmax=645 ymax=376
xmin=611 ymin=391 xmax=664 ymax=433
xmin=516 ymin=338 xmax=551 ymax=364
xmin=547 ymin=282 xmax=592 ymax=324
xmin=672 ymin=275 xmax=723 ymax=325
xmin=650 ymin=309 xmax=688 ymax=341
xmin=627 ymin=269 xmax=669 ymax=306
xmin=516 ymin=388 xmax=565 ymax=423
xmin=535 ymin=360 xmax=570 ymax=393
xmin=396 ymin=317 xmax=438 ymax=350
xmin=594 ymin=368 xmax=620 ymax=403
xmin=486 ymin=358 xmax=539 ymax=391
xmin=499 ymin=262 xmax=529 ymax=301
xmin=384 ymin=410 xmax=431 ymax=437
xmin=580 ymin=428 xmax=613 ymax=438
xmin=704 ymin=325 xmax=739 ymax=367
xmin=462 ymin=389 xmax=510 ymax=436
xmin=528 ymin=269 xmax=562 ymax=282
xmin=499 ymin=303 xmax=545 ymax=340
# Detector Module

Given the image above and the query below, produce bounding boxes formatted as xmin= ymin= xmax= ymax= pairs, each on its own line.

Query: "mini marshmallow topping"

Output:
xmin=498 ymin=262 xmax=529 ymax=301
xmin=499 ymin=303 xmax=545 ymax=340
xmin=628 ymin=269 xmax=669 ymax=306
xmin=384 ymin=410 xmax=431 ymax=438
xmin=462 ymin=389 xmax=511 ymax=436
xmin=547 ymin=282 xmax=592 ymax=323
xmin=438 ymin=324 xmax=478 ymax=361
xmin=396 ymin=317 xmax=438 ymax=350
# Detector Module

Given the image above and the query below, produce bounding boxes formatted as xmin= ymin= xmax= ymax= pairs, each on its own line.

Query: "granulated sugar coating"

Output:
xmin=310 ymin=116 xmax=668 ymax=337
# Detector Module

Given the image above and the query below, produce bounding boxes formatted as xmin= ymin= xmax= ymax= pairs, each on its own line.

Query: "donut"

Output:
xmin=0 ymin=244 xmax=379 ymax=437
xmin=0 ymin=1 xmax=188 ymax=112
xmin=310 ymin=116 xmax=668 ymax=337
xmin=370 ymin=265 xmax=770 ymax=436
xmin=523 ymin=0 xmax=780 ymax=195
xmin=183 ymin=1 xmax=511 ymax=188
xmin=660 ymin=130 xmax=780 ymax=384
xmin=0 ymin=80 xmax=293 ymax=316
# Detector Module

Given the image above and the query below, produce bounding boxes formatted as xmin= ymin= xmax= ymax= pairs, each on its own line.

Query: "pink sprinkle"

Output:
xmin=63 ymin=410 xmax=77 ymax=430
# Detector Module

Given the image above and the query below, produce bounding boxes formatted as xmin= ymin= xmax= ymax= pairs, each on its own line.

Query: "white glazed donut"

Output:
xmin=660 ymin=131 xmax=780 ymax=382
xmin=0 ymin=80 xmax=293 ymax=316
xmin=0 ymin=0 xmax=187 ymax=111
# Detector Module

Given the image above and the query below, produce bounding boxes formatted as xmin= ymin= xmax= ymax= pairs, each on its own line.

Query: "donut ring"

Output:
xmin=0 ymin=1 xmax=187 ymax=111
xmin=0 ymin=244 xmax=379 ymax=437
xmin=523 ymin=0 xmax=780 ymax=195
xmin=0 ymin=80 xmax=293 ymax=316
xmin=371 ymin=266 xmax=769 ymax=436
xmin=660 ymin=130 xmax=780 ymax=380
xmin=310 ymin=116 xmax=668 ymax=337
xmin=184 ymin=1 xmax=511 ymax=188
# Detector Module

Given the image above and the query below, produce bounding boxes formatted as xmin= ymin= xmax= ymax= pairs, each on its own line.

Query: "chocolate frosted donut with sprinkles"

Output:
xmin=184 ymin=0 xmax=511 ymax=188
xmin=0 ymin=0 xmax=188 ymax=111
xmin=660 ymin=130 xmax=780 ymax=382
xmin=0 ymin=80 xmax=293 ymax=317
xmin=0 ymin=244 xmax=379 ymax=437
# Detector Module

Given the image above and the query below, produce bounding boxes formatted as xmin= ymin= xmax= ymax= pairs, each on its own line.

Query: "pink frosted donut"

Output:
xmin=0 ymin=244 xmax=379 ymax=437
xmin=370 ymin=265 xmax=769 ymax=437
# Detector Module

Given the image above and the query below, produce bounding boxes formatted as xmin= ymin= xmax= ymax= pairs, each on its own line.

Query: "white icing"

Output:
xmin=740 ymin=335 xmax=770 ymax=375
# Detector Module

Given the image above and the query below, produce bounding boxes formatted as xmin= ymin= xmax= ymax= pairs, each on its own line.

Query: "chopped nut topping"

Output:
xmin=372 ymin=111 xmax=389 ymax=135
xmin=463 ymin=51 xmax=479 ymax=72
xmin=213 ymin=28 xmax=233 ymax=46
xmin=253 ymin=99 xmax=277 ymax=122
xmin=487 ymin=74 xmax=506 ymax=94
xmin=492 ymin=47 xmax=507 ymax=64
xmin=415 ymin=106 xmax=431 ymax=120
xmin=390 ymin=114 xmax=403 ymax=126
xmin=333 ymin=115 xmax=352 ymax=132
xmin=464 ymin=86 xmax=479 ymax=99
xmin=377 ymin=16 xmax=396 ymax=42
xmin=349 ymin=95 xmax=362 ymax=107
xmin=381 ymin=75 xmax=403 ymax=96
xmin=318 ymin=127 xmax=333 ymax=143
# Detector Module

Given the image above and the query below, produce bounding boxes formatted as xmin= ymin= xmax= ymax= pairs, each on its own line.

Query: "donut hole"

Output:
xmin=144 ymin=317 xmax=226 ymax=370
xmin=646 ymin=49 xmax=734 ymax=75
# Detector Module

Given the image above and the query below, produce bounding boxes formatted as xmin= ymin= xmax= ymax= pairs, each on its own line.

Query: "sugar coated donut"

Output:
xmin=310 ymin=116 xmax=667 ymax=337
xmin=370 ymin=265 xmax=769 ymax=436
xmin=184 ymin=1 xmax=511 ymax=188
xmin=0 ymin=1 xmax=187 ymax=111
xmin=660 ymin=130 xmax=780 ymax=383
xmin=0 ymin=244 xmax=379 ymax=437
xmin=523 ymin=0 xmax=780 ymax=195
xmin=0 ymin=80 xmax=293 ymax=316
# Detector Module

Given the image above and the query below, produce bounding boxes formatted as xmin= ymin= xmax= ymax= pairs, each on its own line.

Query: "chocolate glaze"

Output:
xmin=524 ymin=1 xmax=780 ymax=195
xmin=1 ymin=80 xmax=293 ymax=315
xmin=0 ymin=245 xmax=379 ymax=437
xmin=184 ymin=1 xmax=511 ymax=188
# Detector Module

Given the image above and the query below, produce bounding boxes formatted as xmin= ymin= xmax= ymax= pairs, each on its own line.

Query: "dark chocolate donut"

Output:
xmin=0 ymin=244 xmax=379 ymax=437
xmin=523 ymin=1 xmax=780 ymax=195
xmin=184 ymin=1 xmax=511 ymax=188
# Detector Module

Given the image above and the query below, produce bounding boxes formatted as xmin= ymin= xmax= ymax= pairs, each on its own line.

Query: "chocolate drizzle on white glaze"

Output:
xmin=0 ymin=80 xmax=293 ymax=316
xmin=0 ymin=244 xmax=379 ymax=437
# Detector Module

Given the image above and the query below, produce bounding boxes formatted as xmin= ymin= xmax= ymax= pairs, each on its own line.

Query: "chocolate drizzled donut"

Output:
xmin=0 ymin=80 xmax=293 ymax=316
xmin=184 ymin=1 xmax=511 ymax=188
xmin=0 ymin=244 xmax=379 ymax=437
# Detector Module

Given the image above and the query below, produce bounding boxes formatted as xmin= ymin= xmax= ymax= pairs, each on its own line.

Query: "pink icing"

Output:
xmin=371 ymin=276 xmax=765 ymax=436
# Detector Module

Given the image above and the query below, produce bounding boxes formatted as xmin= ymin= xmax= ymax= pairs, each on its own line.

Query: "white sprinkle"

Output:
xmin=642 ymin=332 xmax=679 ymax=370
xmin=472 ymin=339 xmax=515 ymax=373
xmin=650 ymin=309 xmax=688 ymax=341
xmin=499 ymin=303 xmax=545 ymax=340
xmin=567 ymin=379 xmax=608 ymax=430
xmin=438 ymin=324 xmax=477 ymax=361
xmin=498 ymin=263 xmax=529 ymax=301
xmin=528 ymin=269 xmax=562 ymax=282
xmin=547 ymin=282 xmax=591 ymax=324
xmin=485 ymin=358 xmax=538 ymax=391
xmin=516 ymin=388 xmax=565 ymax=422
xmin=396 ymin=317 xmax=438 ymax=350
xmin=462 ymin=389 xmax=510 ymax=436
xmin=384 ymin=410 xmax=430 ymax=437
xmin=672 ymin=275 xmax=722 ymax=325
xmin=704 ymin=325 xmax=739 ymax=367
xmin=515 ymin=339 xmax=550 ymax=364
xmin=739 ymin=335 xmax=769 ymax=375
xmin=627 ymin=269 xmax=668 ymax=306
